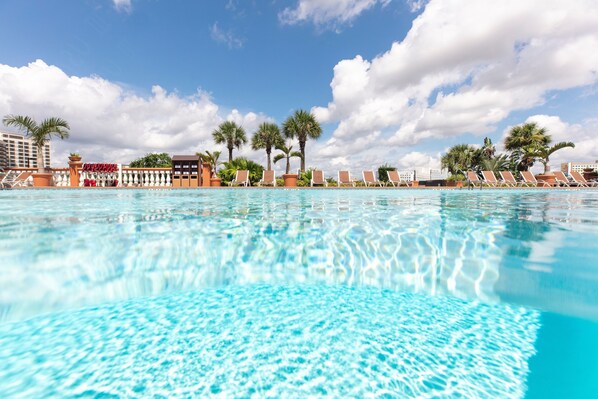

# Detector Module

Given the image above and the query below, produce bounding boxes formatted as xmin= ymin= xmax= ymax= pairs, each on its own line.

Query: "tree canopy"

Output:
xmin=282 ymin=110 xmax=322 ymax=172
xmin=212 ymin=121 xmax=247 ymax=163
xmin=129 ymin=153 xmax=172 ymax=168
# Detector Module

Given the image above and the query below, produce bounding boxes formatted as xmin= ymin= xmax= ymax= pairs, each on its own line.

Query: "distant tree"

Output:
xmin=273 ymin=143 xmax=303 ymax=174
xmin=481 ymin=137 xmax=495 ymax=159
xmin=129 ymin=153 xmax=172 ymax=168
xmin=282 ymin=110 xmax=322 ymax=172
xmin=505 ymin=122 xmax=575 ymax=172
xmin=251 ymin=122 xmax=284 ymax=171
xmin=441 ymin=144 xmax=480 ymax=175
xmin=3 ymin=114 xmax=70 ymax=172
xmin=504 ymin=122 xmax=551 ymax=171
xmin=212 ymin=121 xmax=247 ymax=163
xmin=481 ymin=154 xmax=510 ymax=172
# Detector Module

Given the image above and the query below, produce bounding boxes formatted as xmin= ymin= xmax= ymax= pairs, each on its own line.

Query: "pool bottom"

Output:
xmin=0 ymin=285 xmax=539 ymax=398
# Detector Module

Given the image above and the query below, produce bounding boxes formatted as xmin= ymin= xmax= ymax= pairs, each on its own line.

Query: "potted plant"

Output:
xmin=199 ymin=150 xmax=222 ymax=187
xmin=273 ymin=143 xmax=302 ymax=187
xmin=446 ymin=173 xmax=466 ymax=188
xmin=68 ymin=152 xmax=81 ymax=162
xmin=3 ymin=114 xmax=70 ymax=187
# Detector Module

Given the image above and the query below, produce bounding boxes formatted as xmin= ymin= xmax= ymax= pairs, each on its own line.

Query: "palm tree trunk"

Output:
xmin=286 ymin=156 xmax=290 ymax=174
xmin=544 ymin=160 xmax=550 ymax=174
xmin=228 ymin=147 xmax=233 ymax=163
xmin=299 ymin=141 xmax=306 ymax=172
xmin=37 ymin=145 xmax=44 ymax=173
xmin=266 ymin=149 xmax=271 ymax=171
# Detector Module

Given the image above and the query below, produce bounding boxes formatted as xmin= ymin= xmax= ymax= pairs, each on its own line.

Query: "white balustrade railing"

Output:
xmin=79 ymin=170 xmax=119 ymax=187
xmin=121 ymin=168 xmax=172 ymax=187
xmin=51 ymin=169 xmax=70 ymax=187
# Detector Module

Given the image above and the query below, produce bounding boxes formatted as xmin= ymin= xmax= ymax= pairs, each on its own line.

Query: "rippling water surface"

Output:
xmin=0 ymin=188 xmax=597 ymax=398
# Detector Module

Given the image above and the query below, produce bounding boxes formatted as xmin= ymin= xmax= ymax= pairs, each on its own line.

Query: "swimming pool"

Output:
xmin=1 ymin=189 xmax=597 ymax=398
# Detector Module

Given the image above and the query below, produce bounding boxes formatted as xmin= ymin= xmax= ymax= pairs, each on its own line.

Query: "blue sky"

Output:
xmin=0 ymin=0 xmax=597 ymax=172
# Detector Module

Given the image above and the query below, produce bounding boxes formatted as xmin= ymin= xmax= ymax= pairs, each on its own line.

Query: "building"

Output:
xmin=0 ymin=131 xmax=51 ymax=168
xmin=561 ymin=161 xmax=598 ymax=174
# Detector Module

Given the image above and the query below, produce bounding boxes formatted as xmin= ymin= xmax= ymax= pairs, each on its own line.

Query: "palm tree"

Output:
xmin=273 ymin=143 xmax=303 ymax=174
xmin=197 ymin=150 xmax=222 ymax=176
xmin=482 ymin=137 xmax=495 ymax=159
xmin=3 ymin=115 xmax=70 ymax=172
xmin=282 ymin=110 xmax=322 ymax=172
xmin=212 ymin=121 xmax=247 ymax=163
xmin=535 ymin=141 xmax=575 ymax=174
xmin=505 ymin=122 xmax=551 ymax=171
xmin=251 ymin=122 xmax=283 ymax=171
xmin=481 ymin=154 xmax=509 ymax=172
xmin=441 ymin=144 xmax=480 ymax=175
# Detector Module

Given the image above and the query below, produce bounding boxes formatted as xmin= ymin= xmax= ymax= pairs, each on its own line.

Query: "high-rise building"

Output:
xmin=0 ymin=131 xmax=52 ymax=168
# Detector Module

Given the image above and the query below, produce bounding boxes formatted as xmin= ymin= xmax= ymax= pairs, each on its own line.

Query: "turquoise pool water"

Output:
xmin=1 ymin=189 xmax=597 ymax=398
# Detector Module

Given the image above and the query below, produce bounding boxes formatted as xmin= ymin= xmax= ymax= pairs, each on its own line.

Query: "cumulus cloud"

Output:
xmin=313 ymin=0 xmax=598 ymax=166
xmin=279 ymin=0 xmax=391 ymax=30
xmin=112 ymin=0 xmax=132 ymax=13
xmin=210 ymin=22 xmax=245 ymax=49
xmin=0 ymin=60 xmax=270 ymax=165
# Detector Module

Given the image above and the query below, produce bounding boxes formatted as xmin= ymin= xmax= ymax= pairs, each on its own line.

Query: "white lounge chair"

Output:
xmin=387 ymin=170 xmax=409 ymax=187
xmin=553 ymin=171 xmax=573 ymax=187
xmin=258 ymin=170 xmax=276 ymax=187
xmin=570 ymin=171 xmax=598 ymax=187
xmin=521 ymin=171 xmax=551 ymax=187
xmin=337 ymin=170 xmax=355 ymax=187
xmin=499 ymin=171 xmax=524 ymax=187
xmin=481 ymin=171 xmax=500 ymax=187
xmin=311 ymin=170 xmax=328 ymax=187
xmin=1 ymin=171 xmax=33 ymax=188
xmin=229 ymin=170 xmax=250 ymax=187
xmin=363 ymin=170 xmax=384 ymax=187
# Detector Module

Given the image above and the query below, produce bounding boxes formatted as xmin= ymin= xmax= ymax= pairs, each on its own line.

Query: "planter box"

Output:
xmin=283 ymin=174 xmax=298 ymax=187
xmin=32 ymin=172 xmax=53 ymax=187
xmin=411 ymin=180 xmax=420 ymax=188
xmin=210 ymin=178 xmax=222 ymax=187
xmin=536 ymin=174 xmax=556 ymax=187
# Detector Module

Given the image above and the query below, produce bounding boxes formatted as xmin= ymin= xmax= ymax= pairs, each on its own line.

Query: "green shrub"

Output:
xmin=275 ymin=177 xmax=284 ymax=187
xmin=218 ymin=157 xmax=264 ymax=186
xmin=447 ymin=173 xmax=466 ymax=181
xmin=129 ymin=153 xmax=172 ymax=168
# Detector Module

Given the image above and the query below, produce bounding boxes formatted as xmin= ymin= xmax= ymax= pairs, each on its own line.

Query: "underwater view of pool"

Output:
xmin=1 ymin=189 xmax=597 ymax=398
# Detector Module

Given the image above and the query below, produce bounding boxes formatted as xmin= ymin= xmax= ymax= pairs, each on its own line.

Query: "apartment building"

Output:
xmin=561 ymin=161 xmax=598 ymax=174
xmin=0 ymin=131 xmax=51 ymax=168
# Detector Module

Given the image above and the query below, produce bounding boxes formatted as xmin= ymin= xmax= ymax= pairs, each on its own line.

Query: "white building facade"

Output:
xmin=561 ymin=161 xmax=598 ymax=174
xmin=0 ymin=131 xmax=51 ymax=168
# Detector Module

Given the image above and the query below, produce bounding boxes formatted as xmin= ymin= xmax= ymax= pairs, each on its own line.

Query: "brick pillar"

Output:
xmin=201 ymin=162 xmax=212 ymax=187
xmin=68 ymin=159 xmax=82 ymax=187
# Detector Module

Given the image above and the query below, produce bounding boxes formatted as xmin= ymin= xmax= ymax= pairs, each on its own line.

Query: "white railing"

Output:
xmin=52 ymin=169 xmax=70 ymax=187
xmin=121 ymin=168 xmax=172 ymax=187
xmin=79 ymin=170 xmax=119 ymax=187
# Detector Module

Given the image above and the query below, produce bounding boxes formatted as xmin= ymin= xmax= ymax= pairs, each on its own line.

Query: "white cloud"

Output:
xmin=0 ymin=60 xmax=270 ymax=165
xmin=313 ymin=0 xmax=598 ymax=167
xmin=112 ymin=0 xmax=132 ymax=13
xmin=210 ymin=22 xmax=245 ymax=49
xmin=397 ymin=151 xmax=439 ymax=170
xmin=279 ymin=0 xmax=391 ymax=30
